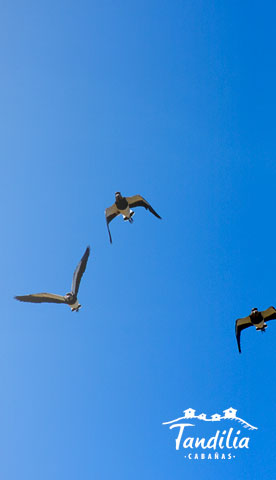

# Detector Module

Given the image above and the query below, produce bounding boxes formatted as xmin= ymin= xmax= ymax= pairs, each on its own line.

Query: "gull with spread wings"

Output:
xmin=235 ymin=306 xmax=276 ymax=353
xmin=14 ymin=246 xmax=90 ymax=312
xmin=105 ymin=192 xmax=161 ymax=243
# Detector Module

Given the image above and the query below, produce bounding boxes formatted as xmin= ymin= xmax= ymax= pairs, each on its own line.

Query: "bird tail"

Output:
xmin=257 ymin=323 xmax=267 ymax=332
xmin=123 ymin=210 xmax=135 ymax=222
xmin=71 ymin=304 xmax=82 ymax=312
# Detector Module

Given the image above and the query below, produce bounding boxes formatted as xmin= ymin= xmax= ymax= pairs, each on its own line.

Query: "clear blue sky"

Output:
xmin=1 ymin=1 xmax=276 ymax=478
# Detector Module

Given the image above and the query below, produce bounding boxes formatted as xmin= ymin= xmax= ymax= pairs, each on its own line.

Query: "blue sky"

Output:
xmin=1 ymin=1 xmax=276 ymax=478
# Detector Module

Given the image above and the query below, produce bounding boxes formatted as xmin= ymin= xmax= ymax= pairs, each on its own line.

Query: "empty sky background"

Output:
xmin=1 ymin=1 xmax=276 ymax=478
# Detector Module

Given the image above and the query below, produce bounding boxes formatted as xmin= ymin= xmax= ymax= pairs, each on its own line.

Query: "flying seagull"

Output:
xmin=235 ymin=306 xmax=276 ymax=353
xmin=14 ymin=246 xmax=90 ymax=312
xmin=105 ymin=192 xmax=161 ymax=243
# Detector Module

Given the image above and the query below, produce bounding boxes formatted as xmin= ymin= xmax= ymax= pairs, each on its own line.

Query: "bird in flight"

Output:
xmin=105 ymin=192 xmax=161 ymax=243
xmin=235 ymin=306 xmax=276 ymax=353
xmin=14 ymin=246 xmax=90 ymax=312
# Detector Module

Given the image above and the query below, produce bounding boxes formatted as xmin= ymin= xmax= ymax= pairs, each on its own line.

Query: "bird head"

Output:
xmin=251 ymin=307 xmax=258 ymax=316
xmin=115 ymin=192 xmax=121 ymax=198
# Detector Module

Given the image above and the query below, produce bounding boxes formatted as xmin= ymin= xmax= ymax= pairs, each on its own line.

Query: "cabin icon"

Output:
xmin=183 ymin=408 xmax=196 ymax=418
xmin=197 ymin=413 xmax=207 ymax=420
xmin=223 ymin=407 xmax=237 ymax=419
xmin=211 ymin=413 xmax=221 ymax=421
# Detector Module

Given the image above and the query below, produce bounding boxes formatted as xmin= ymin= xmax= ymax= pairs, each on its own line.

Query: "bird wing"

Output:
xmin=71 ymin=246 xmax=90 ymax=295
xmin=235 ymin=316 xmax=253 ymax=353
xmin=105 ymin=204 xmax=119 ymax=244
xmin=126 ymin=195 xmax=161 ymax=219
xmin=262 ymin=306 xmax=276 ymax=321
xmin=14 ymin=293 xmax=65 ymax=304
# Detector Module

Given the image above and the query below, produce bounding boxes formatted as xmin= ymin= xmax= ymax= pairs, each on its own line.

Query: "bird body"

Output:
xmin=64 ymin=293 xmax=81 ymax=312
xmin=113 ymin=192 xmax=135 ymax=221
xmin=15 ymin=246 xmax=90 ymax=312
xmin=114 ymin=193 xmax=128 ymax=211
xmin=105 ymin=192 xmax=161 ymax=243
xmin=235 ymin=306 xmax=276 ymax=353
xmin=249 ymin=309 xmax=266 ymax=330
xmin=115 ymin=197 xmax=134 ymax=221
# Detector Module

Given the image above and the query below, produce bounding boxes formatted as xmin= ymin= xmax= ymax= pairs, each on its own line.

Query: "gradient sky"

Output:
xmin=1 ymin=1 xmax=276 ymax=478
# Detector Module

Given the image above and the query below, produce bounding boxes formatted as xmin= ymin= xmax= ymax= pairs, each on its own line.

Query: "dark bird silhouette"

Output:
xmin=235 ymin=306 xmax=276 ymax=353
xmin=105 ymin=192 xmax=161 ymax=243
xmin=14 ymin=246 xmax=90 ymax=312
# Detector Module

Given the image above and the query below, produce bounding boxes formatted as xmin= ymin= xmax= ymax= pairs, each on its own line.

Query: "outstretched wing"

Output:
xmin=105 ymin=204 xmax=119 ymax=244
xmin=126 ymin=195 xmax=161 ymax=219
xmin=235 ymin=316 xmax=253 ymax=353
xmin=71 ymin=246 xmax=90 ymax=295
xmin=14 ymin=293 xmax=65 ymax=304
xmin=262 ymin=306 xmax=276 ymax=321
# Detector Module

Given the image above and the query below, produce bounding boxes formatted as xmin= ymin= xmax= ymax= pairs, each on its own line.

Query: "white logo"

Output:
xmin=162 ymin=407 xmax=258 ymax=460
